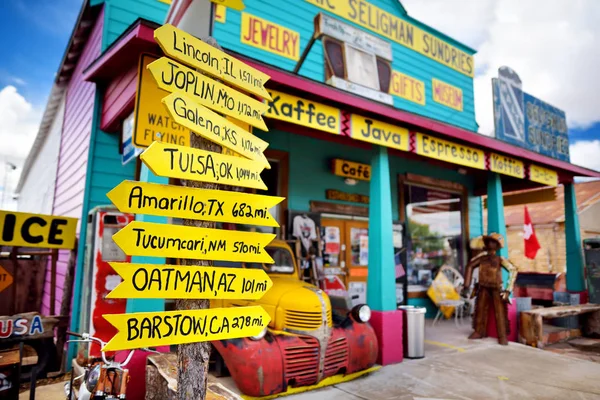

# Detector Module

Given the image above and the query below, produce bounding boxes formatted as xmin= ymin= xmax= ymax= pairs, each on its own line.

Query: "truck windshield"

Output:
xmin=247 ymin=247 xmax=295 ymax=274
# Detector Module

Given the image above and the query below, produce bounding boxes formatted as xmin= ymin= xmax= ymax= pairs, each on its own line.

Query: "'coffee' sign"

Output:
xmin=332 ymin=159 xmax=371 ymax=181
xmin=0 ymin=211 xmax=77 ymax=249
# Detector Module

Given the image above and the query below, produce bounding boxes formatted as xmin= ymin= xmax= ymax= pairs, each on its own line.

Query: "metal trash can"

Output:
xmin=398 ymin=305 xmax=413 ymax=358
xmin=401 ymin=306 xmax=426 ymax=359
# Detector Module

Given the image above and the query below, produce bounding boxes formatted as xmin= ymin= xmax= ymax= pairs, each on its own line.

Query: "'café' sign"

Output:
xmin=332 ymin=159 xmax=371 ymax=181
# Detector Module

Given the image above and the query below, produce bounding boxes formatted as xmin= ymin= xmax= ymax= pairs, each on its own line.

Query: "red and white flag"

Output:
xmin=523 ymin=206 xmax=541 ymax=259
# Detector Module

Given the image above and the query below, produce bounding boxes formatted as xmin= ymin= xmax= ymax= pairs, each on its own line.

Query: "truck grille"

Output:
xmin=282 ymin=337 xmax=320 ymax=386
xmin=281 ymin=334 xmax=349 ymax=387
xmin=284 ymin=309 xmax=332 ymax=331
xmin=324 ymin=336 xmax=348 ymax=377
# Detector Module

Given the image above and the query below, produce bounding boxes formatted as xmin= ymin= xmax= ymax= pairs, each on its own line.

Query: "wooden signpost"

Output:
xmin=162 ymin=91 xmax=270 ymax=167
xmin=140 ymin=141 xmax=269 ymax=189
xmin=147 ymin=57 xmax=269 ymax=131
xmin=112 ymin=221 xmax=275 ymax=262
xmin=101 ymin=24 xmax=280 ymax=398
xmin=153 ymin=24 xmax=266 ymax=99
xmin=107 ymin=263 xmax=272 ymax=300
xmin=103 ymin=306 xmax=268 ymax=351
xmin=107 ymin=180 xmax=283 ymax=227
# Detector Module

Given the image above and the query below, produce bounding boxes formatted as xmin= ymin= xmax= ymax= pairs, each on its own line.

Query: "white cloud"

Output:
xmin=11 ymin=77 xmax=26 ymax=86
xmin=402 ymin=0 xmax=600 ymax=133
xmin=570 ymin=140 xmax=600 ymax=172
xmin=0 ymin=85 xmax=42 ymax=210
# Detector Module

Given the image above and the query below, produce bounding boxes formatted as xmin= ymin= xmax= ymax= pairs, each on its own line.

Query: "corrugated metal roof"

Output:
xmin=502 ymin=180 xmax=600 ymax=226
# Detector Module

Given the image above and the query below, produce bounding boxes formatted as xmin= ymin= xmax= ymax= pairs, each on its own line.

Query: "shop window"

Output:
xmin=323 ymin=37 xmax=391 ymax=93
xmin=349 ymin=227 xmax=369 ymax=266
xmin=404 ymin=184 xmax=466 ymax=292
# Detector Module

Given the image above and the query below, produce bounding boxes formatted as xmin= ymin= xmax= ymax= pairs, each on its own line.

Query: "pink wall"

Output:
xmin=100 ymin=62 xmax=137 ymax=131
xmin=41 ymin=10 xmax=104 ymax=315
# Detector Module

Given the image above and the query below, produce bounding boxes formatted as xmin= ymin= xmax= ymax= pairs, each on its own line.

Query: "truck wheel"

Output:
xmin=210 ymin=348 xmax=230 ymax=377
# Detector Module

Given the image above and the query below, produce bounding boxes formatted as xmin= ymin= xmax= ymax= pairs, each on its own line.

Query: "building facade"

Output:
xmin=16 ymin=0 xmax=600 ymax=396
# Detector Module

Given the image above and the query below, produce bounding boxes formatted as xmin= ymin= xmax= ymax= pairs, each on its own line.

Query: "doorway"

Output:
xmin=321 ymin=218 xmax=369 ymax=303
xmin=399 ymin=174 xmax=468 ymax=302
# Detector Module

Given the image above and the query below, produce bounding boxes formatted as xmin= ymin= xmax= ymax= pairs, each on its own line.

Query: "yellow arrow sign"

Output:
xmin=107 ymin=263 xmax=273 ymax=299
xmin=147 ymin=57 xmax=268 ymax=131
xmin=112 ymin=221 xmax=276 ymax=263
xmin=162 ymin=92 xmax=269 ymax=168
xmin=140 ymin=142 xmax=267 ymax=190
xmin=102 ymin=306 xmax=270 ymax=351
xmin=209 ymin=0 xmax=245 ymax=11
xmin=154 ymin=24 xmax=269 ymax=100
xmin=107 ymin=180 xmax=283 ymax=227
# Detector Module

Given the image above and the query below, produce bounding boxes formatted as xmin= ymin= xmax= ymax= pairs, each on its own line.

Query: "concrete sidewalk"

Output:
xmin=283 ymin=320 xmax=600 ymax=400
xmin=21 ymin=320 xmax=600 ymax=399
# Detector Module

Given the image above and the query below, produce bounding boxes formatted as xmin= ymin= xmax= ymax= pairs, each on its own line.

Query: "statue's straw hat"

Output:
xmin=483 ymin=232 xmax=504 ymax=248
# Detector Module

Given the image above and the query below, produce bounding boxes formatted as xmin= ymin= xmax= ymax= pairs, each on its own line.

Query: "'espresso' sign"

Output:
xmin=265 ymin=90 xmax=340 ymax=134
xmin=350 ymin=115 xmax=409 ymax=152
xmin=0 ymin=211 xmax=77 ymax=249
xmin=332 ymin=159 xmax=371 ymax=181
xmin=415 ymin=133 xmax=485 ymax=170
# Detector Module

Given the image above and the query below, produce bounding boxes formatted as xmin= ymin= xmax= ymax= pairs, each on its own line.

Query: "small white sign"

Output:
xmin=319 ymin=13 xmax=392 ymax=61
xmin=327 ymin=76 xmax=394 ymax=105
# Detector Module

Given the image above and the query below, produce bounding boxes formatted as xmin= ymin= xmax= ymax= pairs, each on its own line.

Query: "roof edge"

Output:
xmin=16 ymin=0 xmax=100 ymax=194
xmin=15 ymin=85 xmax=66 ymax=193
xmin=238 ymin=55 xmax=598 ymax=179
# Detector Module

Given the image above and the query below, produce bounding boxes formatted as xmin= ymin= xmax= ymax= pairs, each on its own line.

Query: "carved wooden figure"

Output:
xmin=463 ymin=233 xmax=517 ymax=345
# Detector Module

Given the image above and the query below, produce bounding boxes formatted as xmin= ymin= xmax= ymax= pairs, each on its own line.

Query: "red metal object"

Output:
xmin=88 ymin=211 xmax=134 ymax=357
xmin=213 ymin=318 xmax=377 ymax=397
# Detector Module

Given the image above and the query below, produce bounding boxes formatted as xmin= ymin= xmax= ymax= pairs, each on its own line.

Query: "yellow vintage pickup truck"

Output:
xmin=211 ymin=240 xmax=378 ymax=398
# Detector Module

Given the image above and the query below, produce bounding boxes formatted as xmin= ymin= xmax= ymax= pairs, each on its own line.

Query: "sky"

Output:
xmin=0 ymin=0 xmax=80 ymax=209
xmin=0 ymin=0 xmax=600 ymax=210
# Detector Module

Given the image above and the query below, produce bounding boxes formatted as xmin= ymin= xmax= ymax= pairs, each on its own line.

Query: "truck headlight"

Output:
xmin=351 ymin=304 xmax=371 ymax=323
xmin=249 ymin=327 xmax=267 ymax=341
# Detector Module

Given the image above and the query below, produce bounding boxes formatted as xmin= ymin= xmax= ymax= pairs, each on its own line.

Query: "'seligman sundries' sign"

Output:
xmin=306 ymin=0 xmax=474 ymax=77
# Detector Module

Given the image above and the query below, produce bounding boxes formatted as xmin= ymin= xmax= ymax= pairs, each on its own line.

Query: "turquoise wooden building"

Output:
xmin=20 ymin=0 xmax=600 ymax=396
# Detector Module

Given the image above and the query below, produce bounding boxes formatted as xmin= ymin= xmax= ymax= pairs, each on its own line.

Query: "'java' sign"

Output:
xmin=0 ymin=211 xmax=77 ymax=249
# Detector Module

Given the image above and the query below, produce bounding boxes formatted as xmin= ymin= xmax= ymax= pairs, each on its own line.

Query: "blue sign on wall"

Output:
xmin=492 ymin=66 xmax=569 ymax=162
